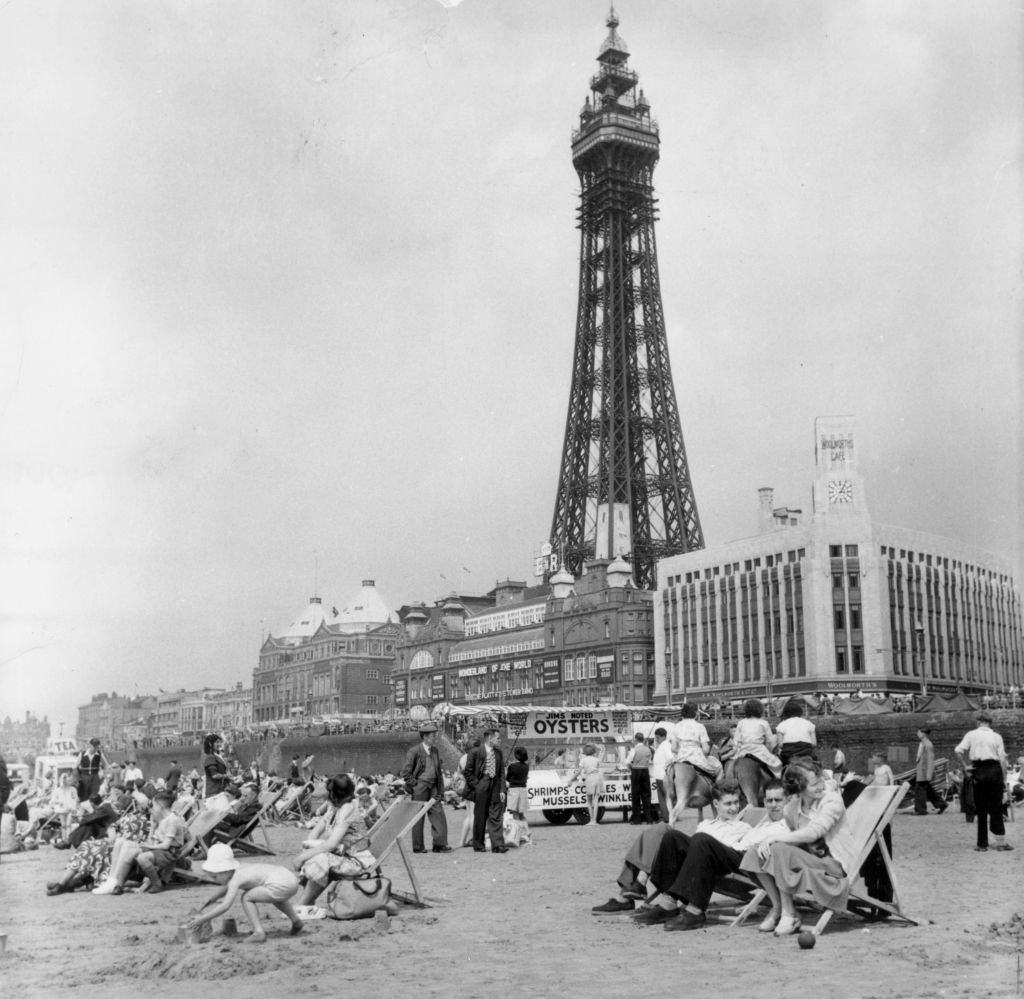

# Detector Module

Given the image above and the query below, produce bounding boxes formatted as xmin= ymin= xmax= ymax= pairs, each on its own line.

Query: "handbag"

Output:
xmin=326 ymin=874 xmax=392 ymax=920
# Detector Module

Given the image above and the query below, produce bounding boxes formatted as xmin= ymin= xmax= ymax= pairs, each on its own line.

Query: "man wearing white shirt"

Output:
xmin=649 ymin=728 xmax=673 ymax=823
xmin=955 ymin=712 xmax=1011 ymax=852
xmin=592 ymin=779 xmax=787 ymax=920
xmin=123 ymin=762 xmax=144 ymax=787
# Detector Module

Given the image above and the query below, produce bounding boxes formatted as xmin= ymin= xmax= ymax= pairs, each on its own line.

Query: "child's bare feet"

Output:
xmin=244 ymin=931 xmax=267 ymax=944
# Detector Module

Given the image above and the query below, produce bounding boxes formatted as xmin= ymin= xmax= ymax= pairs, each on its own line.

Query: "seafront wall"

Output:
xmin=123 ymin=731 xmax=462 ymax=780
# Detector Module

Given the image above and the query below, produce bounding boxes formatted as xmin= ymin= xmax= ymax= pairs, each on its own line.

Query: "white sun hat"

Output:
xmin=202 ymin=842 xmax=239 ymax=874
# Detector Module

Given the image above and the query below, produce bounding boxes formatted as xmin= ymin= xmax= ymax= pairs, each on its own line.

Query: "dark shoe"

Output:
xmin=111 ymin=885 xmax=125 ymax=896
xmin=937 ymin=805 xmax=948 ymax=814
xmin=491 ymin=846 xmax=509 ymax=853
xmin=472 ymin=846 xmax=486 ymax=852
xmin=632 ymin=906 xmax=676 ymax=925
xmin=145 ymin=883 xmax=164 ymax=894
xmin=412 ymin=848 xmax=427 ymax=854
xmin=432 ymin=846 xmax=453 ymax=853
xmin=664 ymin=910 xmax=707 ymax=932
xmin=993 ymin=844 xmax=1014 ymax=851
xmin=621 ymin=880 xmax=647 ymax=900
xmin=974 ymin=846 xmax=988 ymax=852
xmin=592 ymin=897 xmax=635 ymax=914
xmin=46 ymin=885 xmax=67 ymax=896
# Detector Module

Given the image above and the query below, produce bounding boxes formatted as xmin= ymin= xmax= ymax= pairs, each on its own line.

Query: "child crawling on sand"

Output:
xmin=185 ymin=843 xmax=304 ymax=943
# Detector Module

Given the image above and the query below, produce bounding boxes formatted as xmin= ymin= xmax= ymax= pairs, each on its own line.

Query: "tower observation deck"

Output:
xmin=549 ymin=8 xmax=704 ymax=589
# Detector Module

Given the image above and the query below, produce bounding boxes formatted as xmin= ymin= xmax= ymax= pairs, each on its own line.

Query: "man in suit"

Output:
xmin=205 ymin=782 xmax=261 ymax=845
xmin=166 ymin=761 xmax=182 ymax=795
xmin=464 ymin=728 xmax=507 ymax=853
xmin=400 ymin=723 xmax=452 ymax=854
xmin=914 ymin=728 xmax=948 ymax=815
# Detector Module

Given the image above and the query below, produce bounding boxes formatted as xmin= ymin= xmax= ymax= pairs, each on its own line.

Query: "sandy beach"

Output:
xmin=2 ymin=805 xmax=1021 ymax=999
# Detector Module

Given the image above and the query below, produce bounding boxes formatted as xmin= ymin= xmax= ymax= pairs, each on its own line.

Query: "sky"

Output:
xmin=1 ymin=0 xmax=1020 ymax=734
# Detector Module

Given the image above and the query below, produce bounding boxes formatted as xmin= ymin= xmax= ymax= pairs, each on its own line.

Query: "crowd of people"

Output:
xmin=0 ymin=705 xmax=1019 ymax=946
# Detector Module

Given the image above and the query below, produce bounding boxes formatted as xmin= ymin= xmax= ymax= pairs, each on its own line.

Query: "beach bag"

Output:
xmin=326 ymin=875 xmax=391 ymax=920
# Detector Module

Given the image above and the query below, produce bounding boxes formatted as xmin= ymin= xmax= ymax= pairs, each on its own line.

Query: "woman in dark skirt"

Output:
xmin=202 ymin=734 xmax=231 ymax=798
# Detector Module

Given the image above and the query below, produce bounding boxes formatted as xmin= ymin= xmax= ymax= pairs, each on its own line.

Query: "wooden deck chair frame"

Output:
xmin=167 ymin=804 xmax=233 ymax=883
xmin=332 ymin=797 xmax=435 ymax=908
xmin=274 ymin=784 xmax=310 ymax=824
xmin=211 ymin=810 xmax=275 ymax=856
xmin=732 ymin=783 xmax=917 ymax=936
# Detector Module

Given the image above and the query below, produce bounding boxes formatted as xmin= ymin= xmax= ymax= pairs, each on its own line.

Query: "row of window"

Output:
xmin=448 ymin=638 xmax=546 ymax=663
xmin=465 ymin=604 xmax=546 ymax=636
xmin=881 ymin=546 xmax=1014 ymax=584
xmin=667 ymin=549 xmax=808 ymax=587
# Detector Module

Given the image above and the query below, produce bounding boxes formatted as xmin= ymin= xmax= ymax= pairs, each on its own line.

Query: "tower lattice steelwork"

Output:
xmin=549 ymin=9 xmax=704 ymax=589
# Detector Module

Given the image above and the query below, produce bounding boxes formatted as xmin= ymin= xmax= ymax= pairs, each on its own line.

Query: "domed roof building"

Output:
xmin=334 ymin=580 xmax=395 ymax=634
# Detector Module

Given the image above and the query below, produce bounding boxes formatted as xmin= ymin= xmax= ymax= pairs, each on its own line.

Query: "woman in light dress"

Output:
xmin=570 ymin=745 xmax=604 ymax=824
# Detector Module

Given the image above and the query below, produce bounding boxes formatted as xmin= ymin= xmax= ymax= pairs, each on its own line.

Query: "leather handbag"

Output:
xmin=326 ymin=875 xmax=392 ymax=920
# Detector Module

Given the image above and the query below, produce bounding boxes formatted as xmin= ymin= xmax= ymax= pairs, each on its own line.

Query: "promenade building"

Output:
xmin=394 ymin=561 xmax=657 ymax=712
xmin=655 ymin=417 xmax=1024 ymax=706
xmin=253 ymin=580 xmax=400 ymax=723
xmin=0 ymin=711 xmax=51 ymax=761
xmin=76 ymin=693 xmax=157 ymax=749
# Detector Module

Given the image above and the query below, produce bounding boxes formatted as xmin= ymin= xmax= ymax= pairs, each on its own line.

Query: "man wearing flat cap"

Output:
xmin=400 ymin=722 xmax=452 ymax=853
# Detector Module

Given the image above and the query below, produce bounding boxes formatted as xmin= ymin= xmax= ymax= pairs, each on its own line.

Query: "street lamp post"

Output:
xmin=915 ymin=621 xmax=927 ymax=698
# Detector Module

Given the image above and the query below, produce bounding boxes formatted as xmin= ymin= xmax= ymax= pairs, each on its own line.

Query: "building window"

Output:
xmin=366 ymin=669 xmax=380 ymax=680
xmin=834 ymin=608 xmax=845 ymax=630
xmin=852 ymin=646 xmax=864 ymax=673
xmin=845 ymin=545 xmax=858 ymax=556
xmin=366 ymin=695 xmax=379 ymax=705
xmin=849 ymin=605 xmax=861 ymax=630
xmin=836 ymin=647 xmax=848 ymax=673
xmin=829 ymin=545 xmax=842 ymax=558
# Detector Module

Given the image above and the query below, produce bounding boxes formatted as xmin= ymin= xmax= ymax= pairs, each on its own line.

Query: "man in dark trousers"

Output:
xmin=626 ymin=731 xmax=653 ymax=824
xmin=914 ymin=728 xmax=948 ymax=815
xmin=400 ymin=723 xmax=452 ymax=854
xmin=166 ymin=760 xmax=182 ymax=795
xmin=76 ymin=738 xmax=107 ymax=802
xmin=464 ymin=728 xmax=507 ymax=853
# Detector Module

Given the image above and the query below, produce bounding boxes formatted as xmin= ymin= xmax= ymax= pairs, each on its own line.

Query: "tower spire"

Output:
xmin=549 ymin=15 xmax=704 ymax=589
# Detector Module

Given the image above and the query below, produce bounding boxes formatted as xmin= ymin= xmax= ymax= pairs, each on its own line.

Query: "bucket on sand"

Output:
xmin=222 ymin=918 xmax=238 ymax=937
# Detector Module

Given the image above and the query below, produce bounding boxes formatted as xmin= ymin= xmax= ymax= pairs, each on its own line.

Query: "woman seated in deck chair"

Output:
xmin=293 ymin=775 xmax=374 ymax=906
xmin=739 ymin=760 xmax=849 ymax=936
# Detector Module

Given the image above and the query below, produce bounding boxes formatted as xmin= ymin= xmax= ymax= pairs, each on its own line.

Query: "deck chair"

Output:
xmin=168 ymin=805 xmax=233 ymax=883
xmin=710 ymin=807 xmax=765 ymax=905
xmin=327 ymin=797 xmax=435 ymax=908
xmin=210 ymin=809 xmax=275 ymax=856
xmin=732 ymin=784 xmax=916 ymax=935
xmin=894 ymin=758 xmax=949 ymax=806
xmin=274 ymin=784 xmax=310 ymax=824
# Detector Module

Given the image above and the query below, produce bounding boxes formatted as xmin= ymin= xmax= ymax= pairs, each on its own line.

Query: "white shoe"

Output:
xmin=774 ymin=915 xmax=802 ymax=937
xmin=92 ymin=880 xmax=118 ymax=895
xmin=758 ymin=912 xmax=781 ymax=933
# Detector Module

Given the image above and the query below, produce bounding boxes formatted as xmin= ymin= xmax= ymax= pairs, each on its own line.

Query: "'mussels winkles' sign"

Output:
xmin=516 ymin=710 xmax=632 ymax=739
xmin=526 ymin=774 xmax=633 ymax=811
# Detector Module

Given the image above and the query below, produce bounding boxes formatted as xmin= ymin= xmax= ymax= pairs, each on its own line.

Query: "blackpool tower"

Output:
xmin=549 ymin=9 xmax=704 ymax=589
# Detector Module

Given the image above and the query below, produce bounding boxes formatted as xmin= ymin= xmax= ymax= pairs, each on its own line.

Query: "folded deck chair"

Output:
xmin=732 ymin=783 xmax=916 ymax=935
xmin=893 ymin=758 xmax=949 ymax=804
xmin=327 ymin=797 xmax=435 ymax=908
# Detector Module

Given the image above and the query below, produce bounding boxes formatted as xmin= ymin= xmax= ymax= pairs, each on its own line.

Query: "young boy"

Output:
xmin=186 ymin=843 xmax=304 ymax=943
xmin=866 ymin=752 xmax=895 ymax=787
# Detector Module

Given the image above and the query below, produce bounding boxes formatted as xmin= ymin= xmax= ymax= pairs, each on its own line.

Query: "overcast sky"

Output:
xmin=1 ymin=1 xmax=1020 ymax=734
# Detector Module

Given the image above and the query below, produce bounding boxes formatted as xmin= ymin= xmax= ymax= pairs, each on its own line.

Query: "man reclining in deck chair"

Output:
xmin=738 ymin=761 xmax=849 ymax=936
xmin=592 ymin=779 xmax=787 ymax=924
xmin=203 ymin=783 xmax=261 ymax=846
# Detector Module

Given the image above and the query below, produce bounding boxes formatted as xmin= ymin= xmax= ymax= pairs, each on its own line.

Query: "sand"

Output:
xmin=1 ymin=805 xmax=1021 ymax=999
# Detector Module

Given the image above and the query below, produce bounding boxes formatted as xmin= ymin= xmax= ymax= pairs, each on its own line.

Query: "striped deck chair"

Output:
xmin=732 ymin=783 xmax=916 ymax=936
xmin=274 ymin=784 xmax=310 ymax=824
xmin=894 ymin=757 xmax=949 ymax=803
